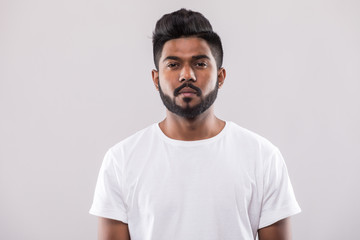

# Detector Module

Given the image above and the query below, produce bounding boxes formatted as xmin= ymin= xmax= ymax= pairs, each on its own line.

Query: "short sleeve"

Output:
xmin=89 ymin=149 xmax=128 ymax=223
xmin=259 ymin=148 xmax=301 ymax=229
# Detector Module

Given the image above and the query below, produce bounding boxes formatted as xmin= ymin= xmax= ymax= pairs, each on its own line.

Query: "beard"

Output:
xmin=158 ymin=80 xmax=219 ymax=119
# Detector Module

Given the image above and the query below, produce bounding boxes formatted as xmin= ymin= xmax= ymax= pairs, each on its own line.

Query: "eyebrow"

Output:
xmin=162 ymin=56 xmax=181 ymax=62
xmin=192 ymin=55 xmax=210 ymax=60
xmin=162 ymin=55 xmax=211 ymax=62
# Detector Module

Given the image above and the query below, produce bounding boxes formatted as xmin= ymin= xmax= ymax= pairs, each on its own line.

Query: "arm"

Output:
xmin=258 ymin=218 xmax=292 ymax=240
xmin=98 ymin=217 xmax=130 ymax=240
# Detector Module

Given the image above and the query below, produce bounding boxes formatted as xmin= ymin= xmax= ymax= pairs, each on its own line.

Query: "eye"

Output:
xmin=167 ymin=62 xmax=180 ymax=69
xmin=195 ymin=62 xmax=207 ymax=68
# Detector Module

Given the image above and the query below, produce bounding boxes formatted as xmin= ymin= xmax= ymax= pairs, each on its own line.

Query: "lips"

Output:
xmin=174 ymin=83 xmax=202 ymax=97
xmin=179 ymin=87 xmax=197 ymax=94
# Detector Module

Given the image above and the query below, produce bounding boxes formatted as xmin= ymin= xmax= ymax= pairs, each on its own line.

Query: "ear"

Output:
xmin=152 ymin=69 xmax=159 ymax=91
xmin=217 ymin=67 xmax=226 ymax=89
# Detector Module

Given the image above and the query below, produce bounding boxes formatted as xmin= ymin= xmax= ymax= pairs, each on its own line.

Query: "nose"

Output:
xmin=179 ymin=64 xmax=196 ymax=82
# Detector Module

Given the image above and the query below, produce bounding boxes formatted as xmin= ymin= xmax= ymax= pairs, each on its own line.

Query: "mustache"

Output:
xmin=174 ymin=83 xmax=202 ymax=96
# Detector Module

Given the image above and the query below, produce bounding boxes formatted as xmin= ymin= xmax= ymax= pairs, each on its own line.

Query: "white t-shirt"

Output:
xmin=89 ymin=121 xmax=301 ymax=240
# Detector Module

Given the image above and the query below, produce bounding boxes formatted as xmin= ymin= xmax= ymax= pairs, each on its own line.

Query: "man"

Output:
xmin=90 ymin=8 xmax=301 ymax=240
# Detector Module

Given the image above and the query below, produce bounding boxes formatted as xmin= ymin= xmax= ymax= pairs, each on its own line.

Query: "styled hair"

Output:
xmin=152 ymin=8 xmax=223 ymax=70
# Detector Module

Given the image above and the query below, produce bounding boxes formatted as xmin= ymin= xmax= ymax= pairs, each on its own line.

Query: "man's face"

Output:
xmin=152 ymin=37 xmax=225 ymax=119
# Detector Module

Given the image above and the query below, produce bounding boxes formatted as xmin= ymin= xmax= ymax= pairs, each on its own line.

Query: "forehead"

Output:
xmin=160 ymin=37 xmax=213 ymax=60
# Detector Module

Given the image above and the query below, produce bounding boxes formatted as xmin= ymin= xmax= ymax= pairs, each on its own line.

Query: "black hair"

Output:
xmin=152 ymin=8 xmax=223 ymax=70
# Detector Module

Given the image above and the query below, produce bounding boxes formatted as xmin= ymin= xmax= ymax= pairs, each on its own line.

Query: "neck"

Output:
xmin=158 ymin=107 xmax=225 ymax=141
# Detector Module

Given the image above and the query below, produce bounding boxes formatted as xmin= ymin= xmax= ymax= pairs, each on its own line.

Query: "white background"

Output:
xmin=1 ymin=0 xmax=359 ymax=239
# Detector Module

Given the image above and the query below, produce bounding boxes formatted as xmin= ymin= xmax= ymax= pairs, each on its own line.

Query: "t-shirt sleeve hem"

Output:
xmin=89 ymin=207 xmax=128 ymax=224
xmin=258 ymin=204 xmax=301 ymax=229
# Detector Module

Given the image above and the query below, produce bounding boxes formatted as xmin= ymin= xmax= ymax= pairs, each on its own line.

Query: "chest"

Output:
xmin=125 ymin=146 xmax=262 ymax=221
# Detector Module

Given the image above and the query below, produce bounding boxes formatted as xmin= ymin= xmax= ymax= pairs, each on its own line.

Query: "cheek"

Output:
xmin=159 ymin=74 xmax=177 ymax=94
xmin=200 ymin=73 xmax=218 ymax=92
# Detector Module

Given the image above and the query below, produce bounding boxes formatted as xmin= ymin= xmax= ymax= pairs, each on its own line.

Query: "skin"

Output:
xmin=98 ymin=37 xmax=292 ymax=240
xmin=258 ymin=218 xmax=292 ymax=240
xmin=152 ymin=37 xmax=226 ymax=141
xmin=98 ymin=217 xmax=130 ymax=240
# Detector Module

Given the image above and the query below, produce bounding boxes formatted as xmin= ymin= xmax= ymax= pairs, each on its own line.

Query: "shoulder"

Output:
xmin=108 ymin=123 xmax=158 ymax=157
xmin=225 ymin=121 xmax=279 ymax=156
xmin=226 ymin=121 xmax=277 ymax=148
